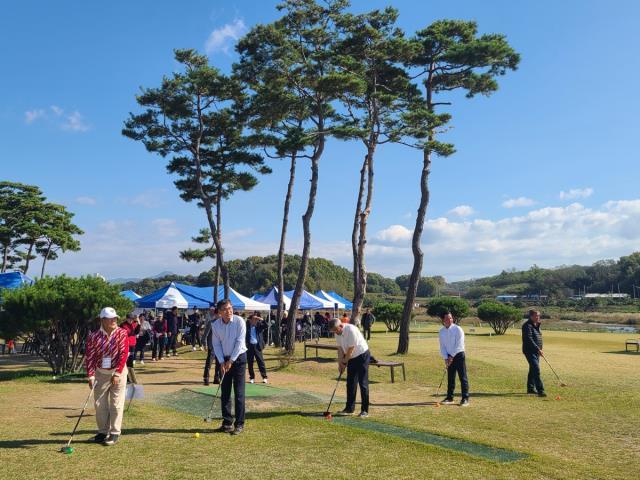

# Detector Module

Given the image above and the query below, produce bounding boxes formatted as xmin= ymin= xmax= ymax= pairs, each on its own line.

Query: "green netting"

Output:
xmin=331 ymin=417 xmax=527 ymax=463
xmin=152 ymin=386 xmax=328 ymax=418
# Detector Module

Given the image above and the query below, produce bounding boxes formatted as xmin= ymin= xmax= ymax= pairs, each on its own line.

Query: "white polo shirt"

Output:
xmin=336 ymin=323 xmax=369 ymax=359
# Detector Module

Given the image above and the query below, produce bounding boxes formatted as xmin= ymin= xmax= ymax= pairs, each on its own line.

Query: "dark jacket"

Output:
xmin=522 ymin=320 xmax=543 ymax=354
xmin=362 ymin=312 xmax=376 ymax=328
xmin=165 ymin=310 xmax=178 ymax=334
xmin=245 ymin=320 xmax=267 ymax=351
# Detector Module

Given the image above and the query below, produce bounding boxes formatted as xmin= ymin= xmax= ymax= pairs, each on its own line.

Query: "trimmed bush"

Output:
xmin=477 ymin=301 xmax=521 ymax=335
xmin=373 ymin=302 xmax=403 ymax=332
xmin=426 ymin=297 xmax=470 ymax=321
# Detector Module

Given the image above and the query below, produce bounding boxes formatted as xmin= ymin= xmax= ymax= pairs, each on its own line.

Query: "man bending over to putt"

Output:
xmin=329 ymin=318 xmax=370 ymax=417
xmin=212 ymin=299 xmax=247 ymax=435
xmin=438 ymin=310 xmax=470 ymax=406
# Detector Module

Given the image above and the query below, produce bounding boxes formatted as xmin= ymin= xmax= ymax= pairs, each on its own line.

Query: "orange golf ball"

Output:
xmin=555 ymin=395 xmax=561 ymax=400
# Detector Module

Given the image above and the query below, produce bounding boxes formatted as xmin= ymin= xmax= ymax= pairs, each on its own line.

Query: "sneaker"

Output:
xmin=441 ymin=398 xmax=455 ymax=405
xmin=262 ymin=378 xmax=268 ymax=384
xmin=132 ymin=360 xmax=136 ymax=366
xmin=199 ymin=346 xmax=204 ymax=351
xmin=339 ymin=408 xmax=355 ymax=415
xmin=249 ymin=379 xmax=255 ymax=384
xmin=527 ymin=389 xmax=537 ymax=394
xmin=358 ymin=411 xmax=369 ymax=418
xmin=537 ymin=392 xmax=547 ymax=398
xmin=139 ymin=360 xmax=145 ymax=366
xmin=217 ymin=424 xmax=234 ymax=433
xmin=92 ymin=433 xmax=107 ymax=443
xmin=192 ymin=347 xmax=197 ymax=351
xmin=103 ymin=434 xmax=119 ymax=446
xmin=231 ymin=426 xmax=244 ymax=436
xmin=173 ymin=352 xmax=178 ymax=357
xmin=460 ymin=398 xmax=470 ymax=407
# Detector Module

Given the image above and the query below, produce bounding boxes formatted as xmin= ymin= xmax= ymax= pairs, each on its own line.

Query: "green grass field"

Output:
xmin=0 ymin=325 xmax=638 ymax=479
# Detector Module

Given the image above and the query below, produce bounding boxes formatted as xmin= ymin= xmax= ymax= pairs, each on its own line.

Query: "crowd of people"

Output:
xmin=83 ymin=303 xmax=548 ymax=445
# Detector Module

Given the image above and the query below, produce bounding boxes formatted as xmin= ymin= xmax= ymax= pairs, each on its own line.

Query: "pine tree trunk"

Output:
xmin=1 ymin=245 xmax=8 ymax=272
xmin=351 ymin=155 xmax=367 ymax=322
xmin=352 ymin=144 xmax=376 ymax=325
xmin=23 ymin=241 xmax=35 ymax=274
xmin=286 ymin=146 xmax=322 ymax=354
xmin=276 ymin=154 xmax=297 ymax=348
xmin=40 ymin=242 xmax=52 ymax=279
xmin=398 ymin=148 xmax=431 ymax=354
xmin=216 ymin=193 xmax=228 ymax=300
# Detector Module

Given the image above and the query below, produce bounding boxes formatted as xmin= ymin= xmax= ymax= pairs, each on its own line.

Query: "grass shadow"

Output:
xmin=603 ymin=350 xmax=640 ymax=355
xmin=0 ymin=369 xmax=51 ymax=382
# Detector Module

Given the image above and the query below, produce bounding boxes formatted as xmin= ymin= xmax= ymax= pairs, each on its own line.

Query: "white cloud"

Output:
xmin=24 ymin=105 xmax=90 ymax=132
xmin=448 ymin=205 xmax=475 ymax=217
xmin=374 ymin=224 xmax=413 ymax=243
xmin=365 ymin=199 xmax=640 ymax=280
xmin=25 ymin=109 xmax=46 ymax=123
xmin=502 ymin=197 xmax=536 ymax=208
xmin=126 ymin=189 xmax=167 ymax=209
xmin=61 ymin=111 xmax=90 ymax=132
xmin=560 ymin=187 xmax=593 ymax=200
xmin=75 ymin=196 xmax=97 ymax=206
xmin=225 ymin=228 xmax=255 ymax=241
xmin=205 ymin=18 xmax=247 ymax=55
xmin=152 ymin=218 xmax=181 ymax=238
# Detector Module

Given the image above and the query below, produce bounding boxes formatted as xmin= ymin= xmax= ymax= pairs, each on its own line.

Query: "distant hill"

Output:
xmin=109 ymin=270 xmax=175 ymax=285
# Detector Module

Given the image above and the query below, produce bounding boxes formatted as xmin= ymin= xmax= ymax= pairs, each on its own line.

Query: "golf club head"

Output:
xmin=60 ymin=446 xmax=74 ymax=454
xmin=560 ymin=383 xmax=568 ymax=387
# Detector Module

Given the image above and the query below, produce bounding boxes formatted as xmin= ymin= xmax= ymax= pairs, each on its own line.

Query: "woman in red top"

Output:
xmin=120 ymin=313 xmax=140 ymax=382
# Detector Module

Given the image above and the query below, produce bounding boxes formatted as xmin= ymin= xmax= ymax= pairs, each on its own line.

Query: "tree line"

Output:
xmin=0 ymin=181 xmax=83 ymax=278
xmin=451 ymin=252 xmax=640 ymax=299
xmin=123 ymin=0 xmax=519 ymax=354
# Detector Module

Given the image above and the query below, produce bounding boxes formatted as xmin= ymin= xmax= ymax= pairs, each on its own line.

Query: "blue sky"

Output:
xmin=2 ymin=0 xmax=640 ymax=282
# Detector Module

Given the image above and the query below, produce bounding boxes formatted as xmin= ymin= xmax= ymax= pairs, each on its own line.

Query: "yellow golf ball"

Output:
xmin=194 ymin=432 xmax=200 ymax=438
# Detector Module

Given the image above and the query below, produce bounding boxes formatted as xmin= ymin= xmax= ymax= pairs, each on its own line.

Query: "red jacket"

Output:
xmin=85 ymin=327 xmax=128 ymax=378
xmin=120 ymin=320 xmax=139 ymax=348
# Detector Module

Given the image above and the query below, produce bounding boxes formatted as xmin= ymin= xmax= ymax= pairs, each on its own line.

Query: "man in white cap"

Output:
xmin=85 ymin=307 xmax=129 ymax=446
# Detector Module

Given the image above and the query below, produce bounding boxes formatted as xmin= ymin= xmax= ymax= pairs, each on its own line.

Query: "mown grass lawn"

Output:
xmin=1 ymin=324 xmax=638 ymax=480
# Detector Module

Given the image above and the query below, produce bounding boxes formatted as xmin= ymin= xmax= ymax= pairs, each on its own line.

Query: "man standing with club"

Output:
xmin=211 ymin=299 xmax=247 ymax=435
xmin=85 ymin=307 xmax=129 ymax=446
xmin=246 ymin=313 xmax=268 ymax=384
xmin=329 ymin=318 xmax=370 ymax=417
xmin=522 ymin=309 xmax=546 ymax=397
xmin=439 ymin=310 xmax=470 ymax=406
xmin=361 ymin=308 xmax=375 ymax=341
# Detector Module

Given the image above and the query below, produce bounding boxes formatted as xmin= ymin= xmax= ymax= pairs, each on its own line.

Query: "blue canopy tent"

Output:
xmin=314 ymin=290 xmax=346 ymax=309
xmin=174 ymin=283 xmax=270 ymax=311
xmin=135 ymin=282 xmax=211 ymax=309
xmin=284 ymin=289 xmax=334 ymax=310
xmin=327 ymin=291 xmax=353 ymax=310
xmin=0 ymin=271 xmax=34 ymax=290
xmin=252 ymin=287 xmax=291 ymax=309
xmin=119 ymin=290 xmax=141 ymax=301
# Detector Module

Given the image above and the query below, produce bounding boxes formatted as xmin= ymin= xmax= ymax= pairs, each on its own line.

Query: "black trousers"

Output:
xmin=247 ymin=344 xmax=267 ymax=379
xmin=220 ymin=353 xmax=247 ymax=427
xmin=363 ymin=325 xmax=371 ymax=341
xmin=203 ymin=348 xmax=221 ymax=382
xmin=524 ymin=352 xmax=545 ymax=393
xmin=190 ymin=327 xmax=202 ymax=347
xmin=152 ymin=336 xmax=164 ymax=359
xmin=346 ymin=350 xmax=370 ymax=413
xmin=165 ymin=333 xmax=177 ymax=355
xmin=447 ymin=352 xmax=470 ymax=399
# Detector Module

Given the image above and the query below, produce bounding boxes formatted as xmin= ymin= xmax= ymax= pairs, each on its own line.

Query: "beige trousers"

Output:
xmin=94 ymin=367 xmax=128 ymax=435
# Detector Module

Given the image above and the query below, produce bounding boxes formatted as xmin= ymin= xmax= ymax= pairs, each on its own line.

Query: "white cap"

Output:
xmin=99 ymin=307 xmax=118 ymax=319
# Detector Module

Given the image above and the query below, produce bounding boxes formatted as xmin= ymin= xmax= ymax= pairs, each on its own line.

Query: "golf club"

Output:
xmin=434 ymin=366 xmax=447 ymax=407
xmin=541 ymin=354 xmax=568 ymax=387
xmin=60 ymin=382 xmax=97 ymax=454
xmin=323 ymin=370 xmax=344 ymax=420
xmin=203 ymin=372 xmax=225 ymax=423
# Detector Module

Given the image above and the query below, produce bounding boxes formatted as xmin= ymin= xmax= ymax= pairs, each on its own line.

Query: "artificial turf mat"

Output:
xmin=332 ymin=416 xmax=528 ymax=463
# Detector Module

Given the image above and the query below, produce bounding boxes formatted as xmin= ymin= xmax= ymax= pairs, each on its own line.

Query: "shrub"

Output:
xmin=477 ymin=301 xmax=521 ymax=335
xmin=0 ymin=276 xmax=133 ymax=374
xmin=373 ymin=302 xmax=403 ymax=332
xmin=426 ymin=297 xmax=470 ymax=322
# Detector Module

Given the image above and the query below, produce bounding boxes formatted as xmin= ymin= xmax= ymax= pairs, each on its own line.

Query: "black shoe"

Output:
xmin=92 ymin=433 xmax=107 ymax=443
xmin=527 ymin=390 xmax=537 ymax=394
xmin=537 ymin=392 xmax=547 ymax=398
xmin=231 ymin=426 xmax=244 ymax=435
xmin=213 ymin=378 xmax=220 ymax=385
xmin=369 ymin=356 xmax=378 ymax=364
xmin=203 ymin=379 xmax=210 ymax=386
xmin=460 ymin=398 xmax=470 ymax=407
xmin=339 ymin=408 xmax=355 ymax=415
xmin=217 ymin=424 xmax=234 ymax=433
xmin=103 ymin=434 xmax=119 ymax=446
xmin=441 ymin=398 xmax=455 ymax=405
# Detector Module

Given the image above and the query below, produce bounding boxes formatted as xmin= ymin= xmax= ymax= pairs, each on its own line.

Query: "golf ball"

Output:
xmin=194 ymin=432 xmax=200 ymax=438
xmin=52 ymin=376 xmax=57 ymax=380
xmin=555 ymin=395 xmax=561 ymax=400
